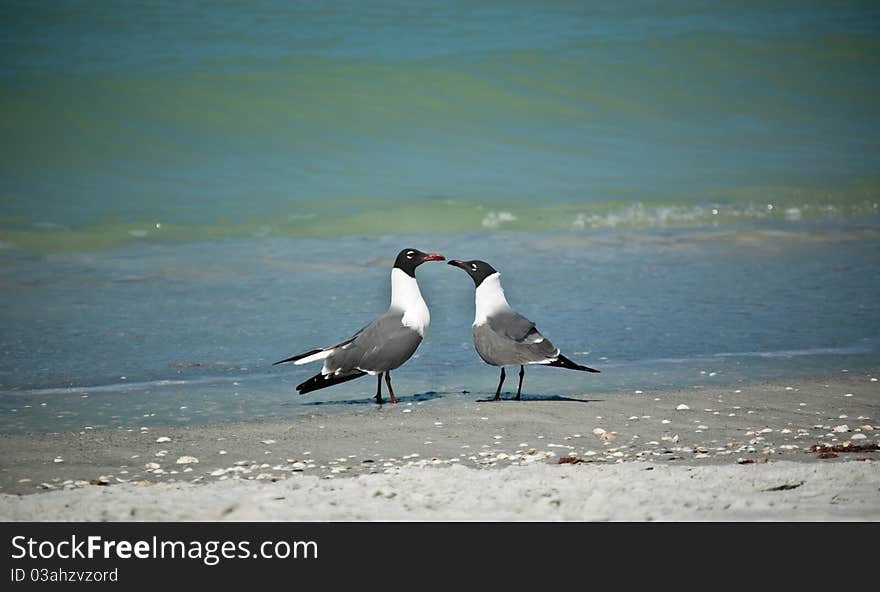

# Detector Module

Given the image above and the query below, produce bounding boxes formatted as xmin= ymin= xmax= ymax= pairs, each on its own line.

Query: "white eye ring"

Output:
xmin=471 ymin=264 xmax=477 ymax=271
xmin=406 ymin=251 xmax=414 ymax=259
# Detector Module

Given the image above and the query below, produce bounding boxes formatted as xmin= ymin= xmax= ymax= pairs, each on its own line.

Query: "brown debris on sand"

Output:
xmin=809 ymin=442 xmax=879 ymax=459
xmin=809 ymin=443 xmax=879 ymax=454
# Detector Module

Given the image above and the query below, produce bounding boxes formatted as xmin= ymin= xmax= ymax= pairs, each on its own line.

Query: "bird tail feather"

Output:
xmin=547 ymin=354 xmax=600 ymax=373
xmin=296 ymin=370 xmax=367 ymax=395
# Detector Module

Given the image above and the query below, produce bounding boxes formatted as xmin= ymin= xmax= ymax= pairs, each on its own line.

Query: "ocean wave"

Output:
xmin=4 ymin=343 xmax=875 ymax=398
xmin=1 ymin=192 xmax=878 ymax=253
xmin=599 ymin=344 xmax=879 ymax=369
xmin=0 ymin=375 xmax=251 ymax=397
xmin=2 ymin=2 xmax=878 ymax=249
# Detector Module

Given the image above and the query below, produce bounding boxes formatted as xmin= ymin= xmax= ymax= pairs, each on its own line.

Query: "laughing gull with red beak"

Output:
xmin=448 ymin=259 xmax=599 ymax=401
xmin=274 ymin=248 xmax=445 ymax=404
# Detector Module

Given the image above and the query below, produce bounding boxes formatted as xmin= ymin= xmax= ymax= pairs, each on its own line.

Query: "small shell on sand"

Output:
xmin=176 ymin=456 xmax=199 ymax=464
xmin=676 ymin=404 xmax=690 ymax=411
xmin=155 ymin=436 xmax=172 ymax=443
xmin=851 ymin=434 xmax=867 ymax=440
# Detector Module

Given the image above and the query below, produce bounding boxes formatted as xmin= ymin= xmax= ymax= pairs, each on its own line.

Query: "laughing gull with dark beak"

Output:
xmin=274 ymin=248 xmax=445 ymax=404
xmin=448 ymin=259 xmax=599 ymax=401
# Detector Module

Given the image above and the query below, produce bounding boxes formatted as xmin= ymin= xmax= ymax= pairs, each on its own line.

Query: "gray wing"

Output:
xmin=488 ymin=310 xmax=538 ymax=341
xmin=475 ymin=310 xmax=560 ymax=366
xmin=324 ymin=311 xmax=423 ymax=374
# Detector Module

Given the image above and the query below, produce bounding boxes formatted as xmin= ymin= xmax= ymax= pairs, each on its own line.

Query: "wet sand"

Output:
xmin=0 ymin=374 xmax=877 ymax=521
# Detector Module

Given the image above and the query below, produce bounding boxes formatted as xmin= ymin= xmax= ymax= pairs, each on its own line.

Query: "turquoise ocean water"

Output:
xmin=1 ymin=1 xmax=879 ymax=433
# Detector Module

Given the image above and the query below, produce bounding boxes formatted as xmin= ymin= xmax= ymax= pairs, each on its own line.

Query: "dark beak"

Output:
xmin=447 ymin=259 xmax=467 ymax=270
xmin=422 ymin=253 xmax=445 ymax=262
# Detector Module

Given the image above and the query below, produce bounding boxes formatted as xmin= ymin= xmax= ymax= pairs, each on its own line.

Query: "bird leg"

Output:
xmin=515 ymin=365 xmax=525 ymax=401
xmin=493 ymin=367 xmax=506 ymax=401
xmin=375 ymin=373 xmax=383 ymax=405
xmin=384 ymin=371 xmax=397 ymax=404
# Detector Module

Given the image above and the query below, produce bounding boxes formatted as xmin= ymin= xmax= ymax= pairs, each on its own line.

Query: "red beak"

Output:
xmin=422 ymin=253 xmax=445 ymax=262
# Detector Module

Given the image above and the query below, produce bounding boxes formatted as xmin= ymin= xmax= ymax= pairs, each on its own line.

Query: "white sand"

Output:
xmin=1 ymin=374 xmax=877 ymax=521
xmin=1 ymin=460 xmax=877 ymax=521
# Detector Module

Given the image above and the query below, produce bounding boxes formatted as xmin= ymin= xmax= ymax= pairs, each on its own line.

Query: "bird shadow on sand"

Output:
xmin=302 ymin=390 xmax=446 ymax=407
xmin=475 ymin=394 xmax=601 ymax=403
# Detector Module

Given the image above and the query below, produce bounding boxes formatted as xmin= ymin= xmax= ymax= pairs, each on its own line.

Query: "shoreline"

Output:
xmin=0 ymin=373 xmax=877 ymax=521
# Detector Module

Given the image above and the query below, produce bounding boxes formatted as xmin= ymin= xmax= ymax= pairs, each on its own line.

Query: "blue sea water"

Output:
xmin=1 ymin=1 xmax=879 ymax=433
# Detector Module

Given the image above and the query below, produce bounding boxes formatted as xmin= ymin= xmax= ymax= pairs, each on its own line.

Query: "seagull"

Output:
xmin=274 ymin=248 xmax=445 ymax=404
xmin=448 ymin=259 xmax=599 ymax=401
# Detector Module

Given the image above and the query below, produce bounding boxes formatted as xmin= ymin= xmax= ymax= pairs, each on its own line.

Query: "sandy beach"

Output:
xmin=1 ymin=373 xmax=877 ymax=521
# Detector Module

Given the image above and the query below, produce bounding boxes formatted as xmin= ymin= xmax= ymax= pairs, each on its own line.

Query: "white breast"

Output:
xmin=474 ymin=272 xmax=511 ymax=326
xmin=390 ymin=268 xmax=430 ymax=337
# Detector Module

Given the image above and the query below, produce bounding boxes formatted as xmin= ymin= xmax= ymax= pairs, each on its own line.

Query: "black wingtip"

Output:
xmin=295 ymin=370 xmax=367 ymax=395
xmin=548 ymin=354 xmax=601 ymax=373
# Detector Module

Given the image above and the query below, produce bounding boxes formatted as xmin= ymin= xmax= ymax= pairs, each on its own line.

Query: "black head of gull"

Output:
xmin=394 ymin=248 xmax=445 ymax=277
xmin=447 ymin=259 xmax=498 ymax=287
